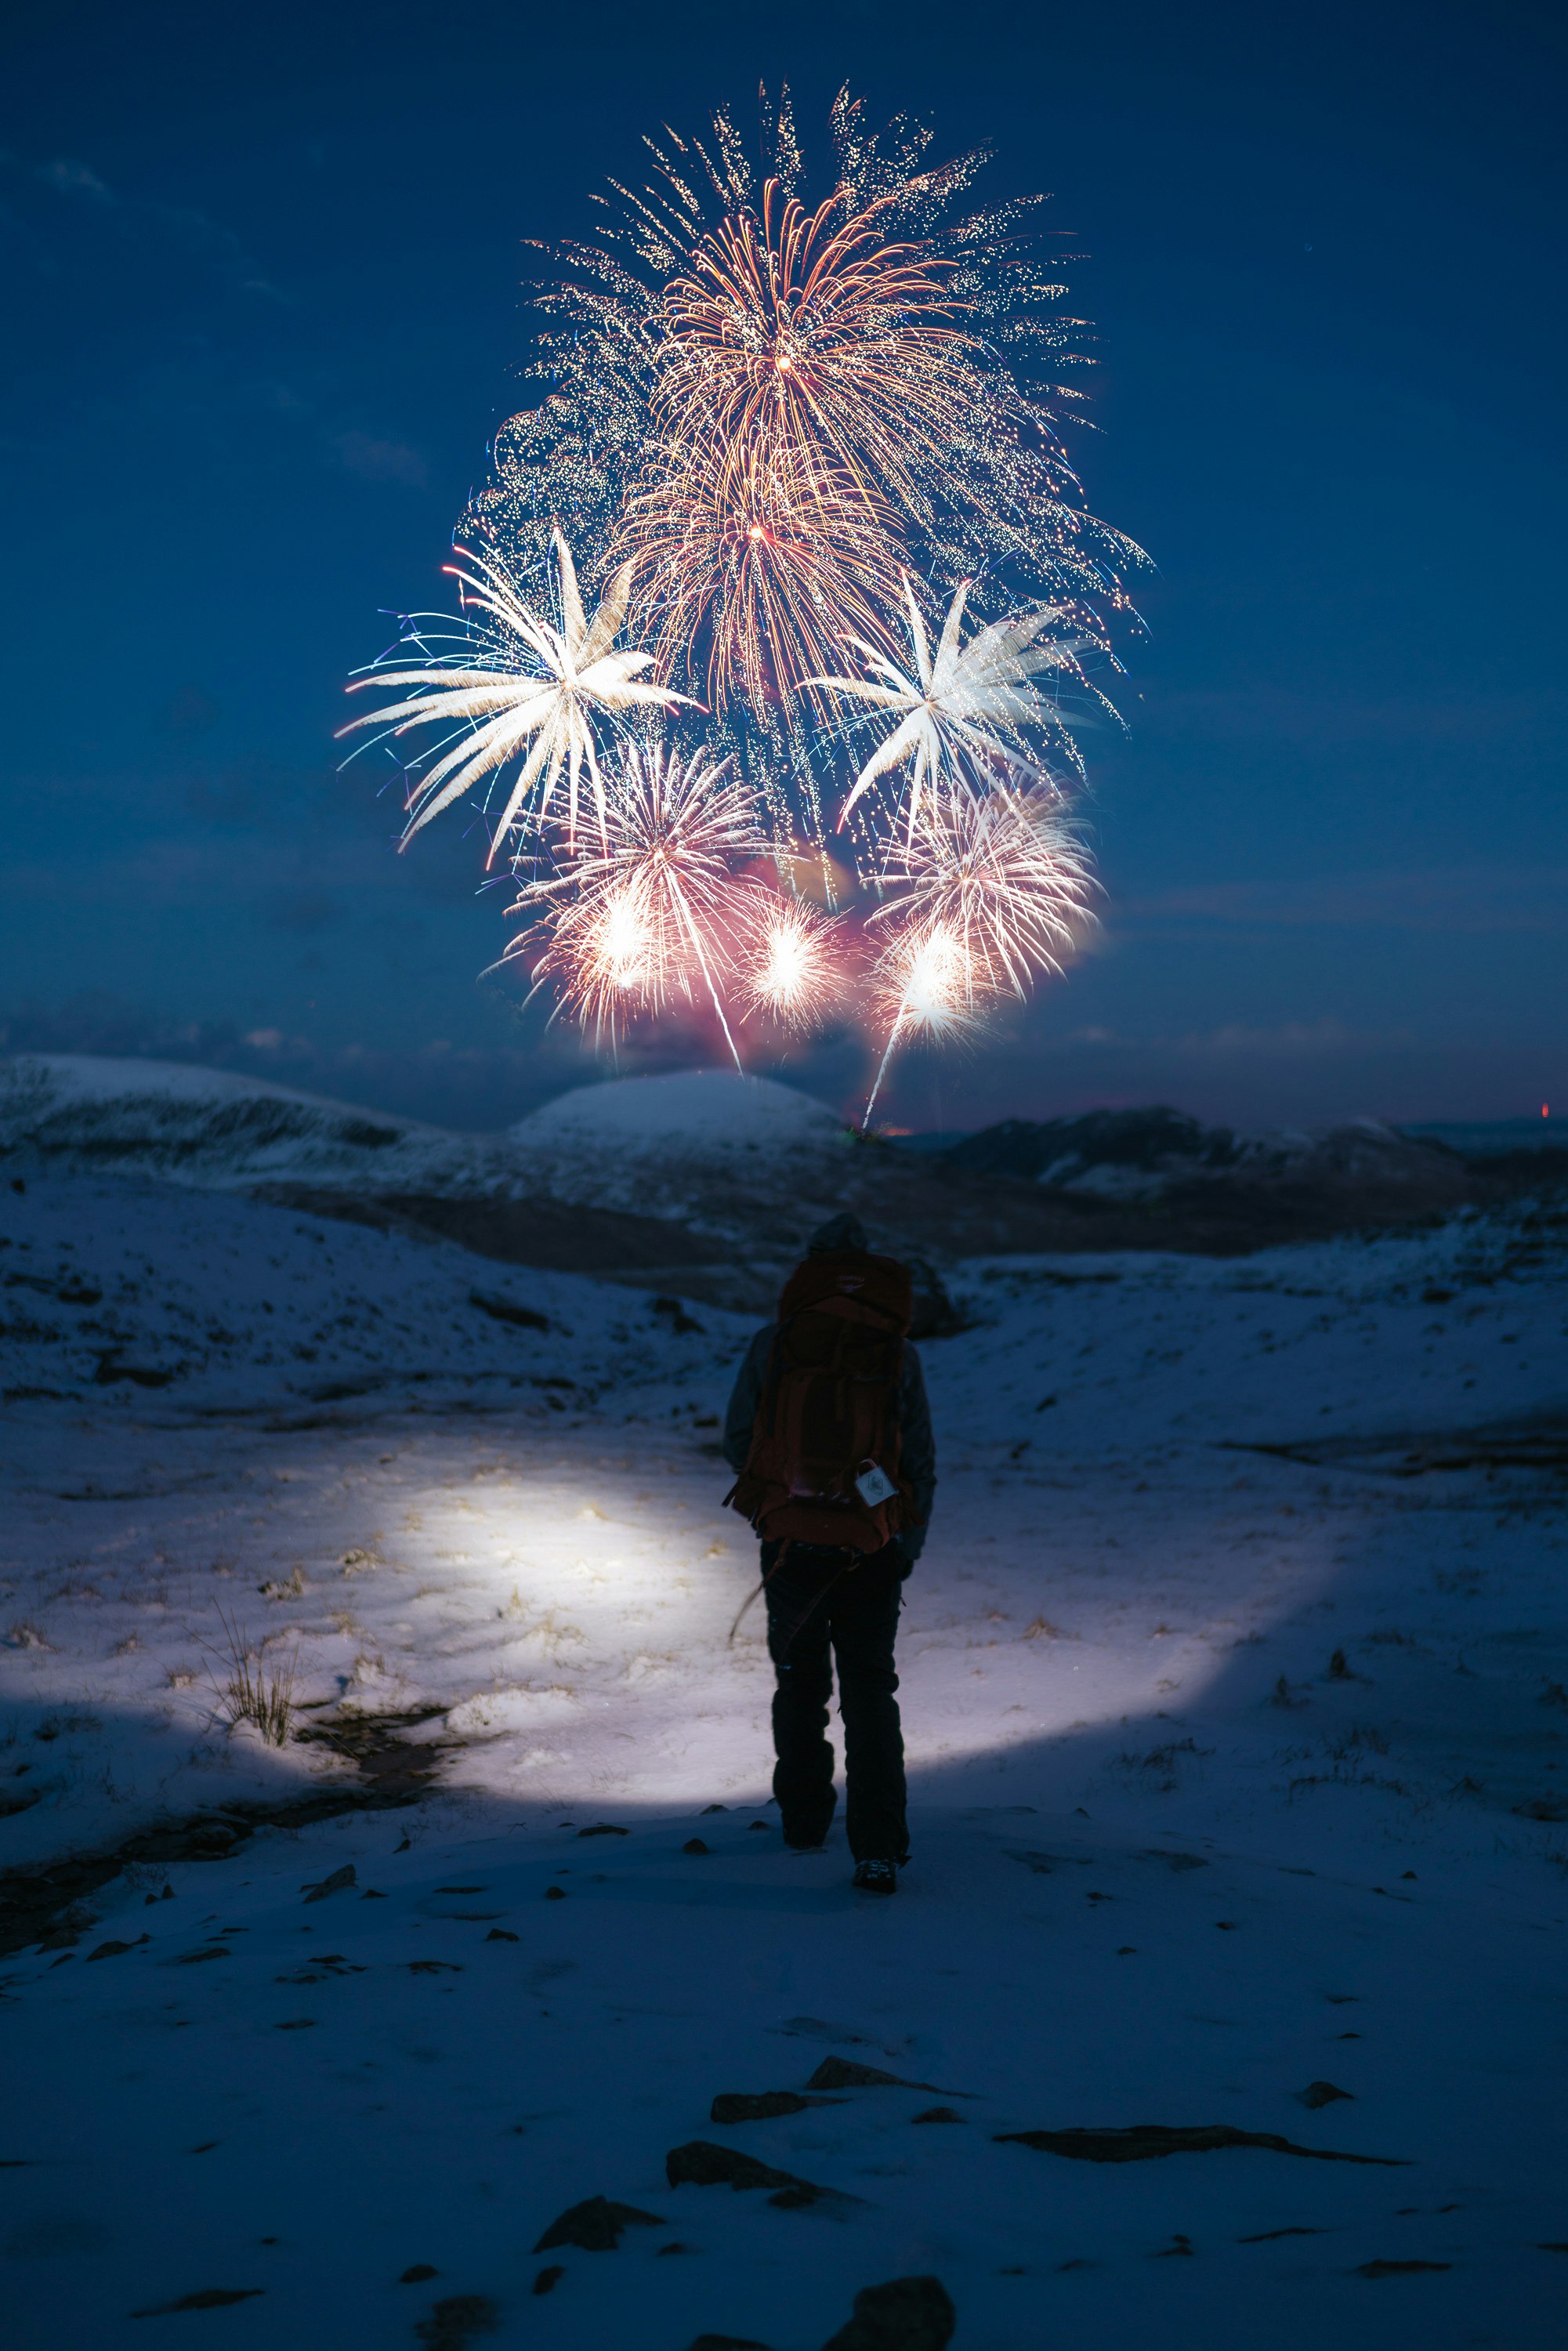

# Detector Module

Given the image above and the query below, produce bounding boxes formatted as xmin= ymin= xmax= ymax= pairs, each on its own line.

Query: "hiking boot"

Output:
xmin=853 ymin=1859 xmax=897 ymax=1896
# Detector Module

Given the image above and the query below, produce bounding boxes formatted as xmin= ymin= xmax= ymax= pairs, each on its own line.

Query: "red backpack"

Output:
xmin=726 ymin=1251 xmax=914 ymax=1554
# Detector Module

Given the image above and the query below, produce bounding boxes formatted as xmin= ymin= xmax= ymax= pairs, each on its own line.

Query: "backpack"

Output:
xmin=726 ymin=1250 xmax=914 ymax=1555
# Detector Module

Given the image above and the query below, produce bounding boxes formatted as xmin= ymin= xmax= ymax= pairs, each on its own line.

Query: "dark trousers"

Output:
xmin=762 ymin=1540 xmax=907 ymax=1864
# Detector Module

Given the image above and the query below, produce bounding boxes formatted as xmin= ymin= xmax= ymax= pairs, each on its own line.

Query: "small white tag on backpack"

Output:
xmin=854 ymin=1461 xmax=896 ymax=1507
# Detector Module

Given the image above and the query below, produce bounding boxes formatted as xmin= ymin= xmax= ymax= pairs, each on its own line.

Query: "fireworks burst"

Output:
xmin=350 ymin=87 xmax=1145 ymax=1114
xmin=862 ymin=784 xmax=1097 ymax=1124
xmin=614 ymin=435 xmax=903 ymax=719
xmin=505 ymin=743 xmax=763 ymax=1063
xmin=651 ymin=183 xmax=969 ymax=518
xmin=474 ymin=85 xmax=1148 ymax=752
xmin=809 ymin=572 xmax=1106 ymax=837
xmin=737 ymin=891 xmax=848 ymax=1035
xmin=618 ymin=180 xmax=972 ymax=707
xmin=339 ymin=532 xmax=697 ymax=862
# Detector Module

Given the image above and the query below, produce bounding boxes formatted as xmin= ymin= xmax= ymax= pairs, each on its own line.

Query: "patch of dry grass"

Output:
xmin=201 ymin=1607 xmax=298 ymax=1746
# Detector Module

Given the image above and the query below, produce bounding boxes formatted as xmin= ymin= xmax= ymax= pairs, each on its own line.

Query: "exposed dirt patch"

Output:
xmin=414 ymin=2295 xmax=501 ymax=2349
xmin=710 ymin=2092 xmax=831 ymax=2124
xmin=1227 ymin=1413 xmax=1568 ymax=1480
xmin=806 ymin=2056 xmax=957 ymax=2095
xmin=252 ymin=1186 xmax=720 ymax=1273
xmin=291 ymin=1703 xmax=448 ymax=1796
xmin=820 ymin=2275 xmax=956 ymax=2351
xmin=129 ymin=2288 xmax=263 ymax=2317
xmin=995 ymin=2123 xmax=1407 ymax=2166
xmin=0 ymin=1706 xmax=447 ymax=1957
xmin=533 ymin=2195 xmax=664 ymax=2253
xmin=665 ymin=2139 xmax=849 ymax=2208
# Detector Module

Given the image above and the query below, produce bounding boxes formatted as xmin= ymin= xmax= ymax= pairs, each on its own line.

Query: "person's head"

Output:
xmin=806 ymin=1212 xmax=870 ymax=1255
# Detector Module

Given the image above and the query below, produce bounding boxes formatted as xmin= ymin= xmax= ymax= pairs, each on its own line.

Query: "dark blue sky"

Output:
xmin=2 ymin=0 xmax=1562 ymax=1134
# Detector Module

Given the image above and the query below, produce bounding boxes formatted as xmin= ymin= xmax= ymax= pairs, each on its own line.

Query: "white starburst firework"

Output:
xmin=809 ymin=574 xmax=1105 ymax=838
xmin=339 ymin=531 xmax=698 ymax=863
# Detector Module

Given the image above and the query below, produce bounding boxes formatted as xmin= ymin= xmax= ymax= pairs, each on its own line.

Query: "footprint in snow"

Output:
xmin=414 ymin=2295 xmax=501 ymax=2348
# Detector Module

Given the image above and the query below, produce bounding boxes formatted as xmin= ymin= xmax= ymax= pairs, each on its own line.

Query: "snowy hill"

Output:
xmin=502 ymin=1070 xmax=853 ymax=1231
xmin=943 ymin=1104 xmax=1483 ymax=1205
xmin=511 ymin=1068 xmax=844 ymax=1155
xmin=0 ymin=1052 xmax=514 ymax=1195
xmin=0 ymin=1057 xmax=847 ymax=1204
xmin=0 ymin=1170 xmax=746 ymax=1421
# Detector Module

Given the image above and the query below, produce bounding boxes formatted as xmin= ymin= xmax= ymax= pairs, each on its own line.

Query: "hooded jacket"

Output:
xmin=719 ymin=1215 xmax=937 ymax=1563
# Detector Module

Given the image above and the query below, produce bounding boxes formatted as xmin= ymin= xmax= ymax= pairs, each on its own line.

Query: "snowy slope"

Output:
xmin=0 ymin=1055 xmax=847 ymax=1204
xmin=2 ymin=1170 xmax=1566 ymax=2348
xmin=511 ymin=1069 xmax=843 ymax=1154
xmin=0 ymin=1052 xmax=524 ymax=1194
xmin=0 ymin=1169 xmax=745 ymax=1418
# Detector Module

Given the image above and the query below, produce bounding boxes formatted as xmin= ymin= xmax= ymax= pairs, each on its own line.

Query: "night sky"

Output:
xmin=2 ymin=0 xmax=1562 ymax=1136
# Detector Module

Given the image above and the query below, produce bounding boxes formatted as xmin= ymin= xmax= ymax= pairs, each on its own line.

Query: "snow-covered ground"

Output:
xmin=2 ymin=1167 xmax=1566 ymax=2348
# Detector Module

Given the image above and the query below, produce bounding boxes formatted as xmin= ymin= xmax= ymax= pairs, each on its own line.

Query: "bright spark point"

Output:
xmin=737 ymin=892 xmax=847 ymax=1035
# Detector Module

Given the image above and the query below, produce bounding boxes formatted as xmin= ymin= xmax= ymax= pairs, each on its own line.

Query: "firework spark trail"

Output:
xmin=339 ymin=532 xmax=697 ymax=861
xmin=616 ymin=179 xmax=977 ymax=703
xmin=505 ymin=743 xmax=763 ymax=1066
xmin=860 ymin=783 xmax=1097 ymax=1125
xmin=861 ymin=922 xmax=979 ymax=1130
xmin=652 ymin=181 xmax=970 ymax=530
xmin=616 ymin=435 xmax=905 ymax=717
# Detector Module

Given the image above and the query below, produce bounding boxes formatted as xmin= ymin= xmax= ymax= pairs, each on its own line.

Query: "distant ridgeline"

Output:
xmin=1400 ymin=1120 xmax=1561 ymax=1158
xmin=918 ymin=1107 xmax=1567 ymax=1193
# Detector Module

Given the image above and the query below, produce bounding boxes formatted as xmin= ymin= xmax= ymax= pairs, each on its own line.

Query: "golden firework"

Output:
xmin=651 ymin=179 xmax=969 ymax=525
xmin=615 ymin=435 xmax=904 ymax=716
